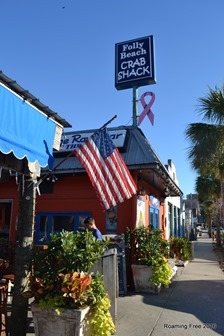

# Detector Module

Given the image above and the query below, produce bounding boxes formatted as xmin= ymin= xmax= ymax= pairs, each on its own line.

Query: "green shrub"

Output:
xmin=126 ymin=227 xmax=169 ymax=267
xmin=169 ymin=237 xmax=191 ymax=260
xmin=23 ymin=230 xmax=115 ymax=336
xmin=126 ymin=227 xmax=172 ymax=286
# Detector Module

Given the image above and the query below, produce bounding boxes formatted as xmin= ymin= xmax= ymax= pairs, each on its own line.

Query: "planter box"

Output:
xmin=131 ymin=265 xmax=161 ymax=294
xmin=31 ymin=303 xmax=90 ymax=336
xmin=168 ymin=259 xmax=178 ymax=279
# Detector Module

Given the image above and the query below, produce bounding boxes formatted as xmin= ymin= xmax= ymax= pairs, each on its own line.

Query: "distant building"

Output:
xmin=183 ymin=194 xmax=200 ymax=236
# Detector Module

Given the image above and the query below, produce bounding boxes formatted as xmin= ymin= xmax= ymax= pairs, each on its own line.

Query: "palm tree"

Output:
xmin=195 ymin=175 xmax=220 ymax=237
xmin=186 ymin=85 xmax=224 ymax=246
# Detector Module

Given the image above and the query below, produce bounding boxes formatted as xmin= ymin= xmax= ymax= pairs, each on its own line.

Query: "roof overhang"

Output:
xmin=137 ymin=165 xmax=183 ymax=197
xmin=41 ymin=126 xmax=183 ymax=197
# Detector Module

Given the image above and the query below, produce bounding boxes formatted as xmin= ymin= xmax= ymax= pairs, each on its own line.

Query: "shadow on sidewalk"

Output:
xmin=148 ymin=238 xmax=223 ymax=334
xmin=116 ymin=237 xmax=224 ymax=335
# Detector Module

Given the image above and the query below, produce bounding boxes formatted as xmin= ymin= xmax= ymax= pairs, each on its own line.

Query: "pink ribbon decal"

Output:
xmin=138 ymin=92 xmax=155 ymax=126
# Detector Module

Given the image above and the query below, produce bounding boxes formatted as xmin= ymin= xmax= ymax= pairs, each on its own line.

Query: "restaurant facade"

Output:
xmin=0 ymin=125 xmax=183 ymax=248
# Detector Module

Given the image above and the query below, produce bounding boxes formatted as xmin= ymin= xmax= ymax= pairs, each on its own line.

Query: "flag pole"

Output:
xmin=31 ymin=115 xmax=118 ymax=189
xmin=100 ymin=114 xmax=117 ymax=129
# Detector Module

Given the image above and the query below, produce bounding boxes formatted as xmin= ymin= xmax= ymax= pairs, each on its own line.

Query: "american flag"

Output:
xmin=74 ymin=128 xmax=137 ymax=210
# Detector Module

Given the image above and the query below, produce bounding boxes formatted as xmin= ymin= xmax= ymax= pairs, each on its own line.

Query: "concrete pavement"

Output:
xmin=23 ymin=234 xmax=224 ymax=335
xmin=114 ymin=234 xmax=224 ymax=336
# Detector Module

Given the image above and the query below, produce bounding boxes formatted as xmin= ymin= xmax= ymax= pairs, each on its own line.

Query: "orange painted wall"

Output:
xmin=0 ymin=171 xmax=167 ymax=243
xmin=35 ymin=174 xmax=138 ymax=235
xmin=0 ymin=175 xmax=137 ymax=243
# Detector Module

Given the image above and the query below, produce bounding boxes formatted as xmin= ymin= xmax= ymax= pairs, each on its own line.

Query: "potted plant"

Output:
xmin=24 ymin=230 xmax=115 ymax=336
xmin=169 ymin=237 xmax=192 ymax=265
xmin=126 ymin=226 xmax=173 ymax=294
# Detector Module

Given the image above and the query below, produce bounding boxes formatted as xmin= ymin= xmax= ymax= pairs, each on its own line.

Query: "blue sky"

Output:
xmin=1 ymin=1 xmax=224 ymax=197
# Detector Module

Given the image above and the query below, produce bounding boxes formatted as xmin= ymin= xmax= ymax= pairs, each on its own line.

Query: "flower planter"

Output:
xmin=131 ymin=264 xmax=161 ymax=294
xmin=31 ymin=303 xmax=90 ymax=336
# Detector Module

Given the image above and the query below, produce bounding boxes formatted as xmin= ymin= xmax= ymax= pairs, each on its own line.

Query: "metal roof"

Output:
xmin=0 ymin=71 xmax=71 ymax=128
xmin=47 ymin=125 xmax=183 ymax=197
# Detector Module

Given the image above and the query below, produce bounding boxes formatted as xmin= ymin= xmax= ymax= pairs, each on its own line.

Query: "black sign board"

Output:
xmin=115 ymin=35 xmax=156 ymax=90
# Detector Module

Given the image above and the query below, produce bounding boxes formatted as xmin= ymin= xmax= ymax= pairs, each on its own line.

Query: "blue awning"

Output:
xmin=0 ymin=83 xmax=56 ymax=168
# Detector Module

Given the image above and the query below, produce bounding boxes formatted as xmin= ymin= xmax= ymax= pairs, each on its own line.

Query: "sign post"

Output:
xmin=132 ymin=86 xmax=138 ymax=127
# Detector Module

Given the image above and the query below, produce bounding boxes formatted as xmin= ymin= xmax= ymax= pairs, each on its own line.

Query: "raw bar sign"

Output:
xmin=115 ymin=35 xmax=156 ymax=90
xmin=60 ymin=129 xmax=127 ymax=151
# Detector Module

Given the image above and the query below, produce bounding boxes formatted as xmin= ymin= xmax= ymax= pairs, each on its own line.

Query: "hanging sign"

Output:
xmin=138 ymin=92 xmax=155 ymax=126
xmin=60 ymin=129 xmax=127 ymax=152
xmin=115 ymin=35 xmax=156 ymax=90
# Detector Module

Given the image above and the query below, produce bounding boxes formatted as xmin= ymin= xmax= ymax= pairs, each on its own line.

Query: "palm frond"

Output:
xmin=197 ymin=85 xmax=224 ymax=124
xmin=185 ymin=122 xmax=224 ymax=172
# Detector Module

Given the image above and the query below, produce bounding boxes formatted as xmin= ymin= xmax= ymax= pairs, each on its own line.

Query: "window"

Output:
xmin=105 ymin=207 xmax=118 ymax=234
xmin=149 ymin=196 xmax=159 ymax=229
xmin=173 ymin=206 xmax=177 ymax=236
xmin=0 ymin=200 xmax=12 ymax=240
xmin=150 ymin=207 xmax=159 ymax=229
xmin=0 ymin=200 xmax=12 ymax=258
xmin=35 ymin=212 xmax=91 ymax=245
xmin=168 ymin=203 xmax=173 ymax=236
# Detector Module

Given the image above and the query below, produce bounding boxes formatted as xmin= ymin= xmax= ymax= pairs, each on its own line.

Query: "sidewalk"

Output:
xmin=23 ymin=234 xmax=224 ymax=335
xmin=114 ymin=234 xmax=224 ymax=336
